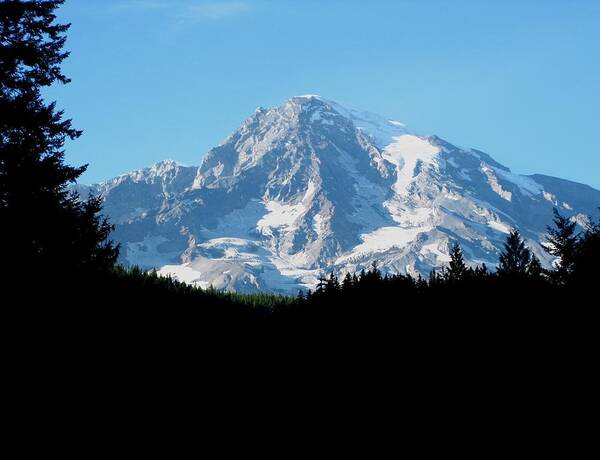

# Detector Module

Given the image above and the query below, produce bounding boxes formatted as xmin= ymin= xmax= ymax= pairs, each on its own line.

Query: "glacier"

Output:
xmin=76 ymin=95 xmax=600 ymax=293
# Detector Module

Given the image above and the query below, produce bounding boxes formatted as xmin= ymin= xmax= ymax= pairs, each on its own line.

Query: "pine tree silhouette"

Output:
xmin=359 ymin=268 xmax=367 ymax=282
xmin=370 ymin=261 xmax=382 ymax=280
xmin=569 ymin=213 xmax=600 ymax=287
xmin=325 ymin=272 xmax=340 ymax=294
xmin=474 ymin=263 xmax=489 ymax=278
xmin=447 ymin=242 xmax=467 ymax=282
xmin=315 ymin=274 xmax=328 ymax=296
xmin=544 ymin=208 xmax=578 ymax=285
xmin=342 ymin=272 xmax=353 ymax=292
xmin=497 ymin=230 xmax=531 ymax=277
xmin=0 ymin=1 xmax=118 ymax=291
xmin=527 ymin=254 xmax=544 ymax=280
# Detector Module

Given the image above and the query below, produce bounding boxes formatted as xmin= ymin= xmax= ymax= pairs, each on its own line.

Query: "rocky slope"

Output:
xmin=77 ymin=95 xmax=600 ymax=293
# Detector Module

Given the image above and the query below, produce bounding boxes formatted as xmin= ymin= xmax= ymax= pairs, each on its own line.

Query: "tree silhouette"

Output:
xmin=315 ymin=274 xmax=328 ymax=296
xmin=527 ymin=253 xmax=544 ymax=280
xmin=447 ymin=242 xmax=468 ymax=282
xmin=544 ymin=209 xmax=578 ymax=285
xmin=325 ymin=272 xmax=340 ymax=294
xmin=569 ymin=213 xmax=600 ymax=287
xmin=474 ymin=263 xmax=489 ymax=278
xmin=497 ymin=230 xmax=531 ymax=276
xmin=342 ymin=272 xmax=353 ymax=292
xmin=0 ymin=1 xmax=118 ymax=288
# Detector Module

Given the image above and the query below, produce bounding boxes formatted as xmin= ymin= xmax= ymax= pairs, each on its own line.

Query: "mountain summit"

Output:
xmin=78 ymin=96 xmax=600 ymax=293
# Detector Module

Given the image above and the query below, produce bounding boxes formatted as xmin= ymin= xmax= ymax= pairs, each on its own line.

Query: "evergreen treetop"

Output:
xmin=544 ymin=209 xmax=578 ymax=285
xmin=497 ymin=230 xmax=531 ymax=276
xmin=447 ymin=242 xmax=468 ymax=282
xmin=1 ymin=0 xmax=118 ymax=282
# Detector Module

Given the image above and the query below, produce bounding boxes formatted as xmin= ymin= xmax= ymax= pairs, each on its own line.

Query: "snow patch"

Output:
xmin=388 ymin=120 xmax=406 ymax=128
xmin=257 ymin=181 xmax=317 ymax=235
xmin=313 ymin=214 xmax=325 ymax=235
xmin=295 ymin=94 xmax=322 ymax=99
xmin=310 ymin=110 xmax=334 ymax=125
xmin=126 ymin=235 xmax=175 ymax=268
xmin=488 ymin=220 xmax=512 ymax=234
xmin=495 ymin=169 xmax=543 ymax=196
xmin=326 ymin=100 xmax=408 ymax=146
xmin=116 ymin=207 xmax=149 ymax=224
xmin=204 ymin=199 xmax=266 ymax=239
xmin=382 ymin=135 xmax=440 ymax=196
xmin=421 ymin=243 xmax=451 ymax=263
xmin=158 ymin=264 xmax=209 ymax=289
xmin=543 ymin=191 xmax=557 ymax=204
xmin=338 ymin=225 xmax=426 ymax=262
xmin=257 ymin=201 xmax=304 ymax=233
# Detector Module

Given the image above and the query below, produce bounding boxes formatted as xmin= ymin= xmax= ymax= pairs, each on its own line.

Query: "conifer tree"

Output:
xmin=447 ymin=242 xmax=467 ymax=282
xmin=342 ymin=272 xmax=353 ymax=292
xmin=315 ymin=274 xmax=327 ymax=295
xmin=370 ymin=261 xmax=382 ymax=281
xmin=569 ymin=214 xmax=600 ymax=287
xmin=0 ymin=1 xmax=118 ymax=285
xmin=474 ymin=263 xmax=489 ymax=278
xmin=325 ymin=272 xmax=340 ymax=294
xmin=429 ymin=269 xmax=441 ymax=287
xmin=544 ymin=209 xmax=578 ymax=285
xmin=359 ymin=268 xmax=367 ymax=282
xmin=527 ymin=253 xmax=544 ymax=280
xmin=497 ymin=230 xmax=531 ymax=276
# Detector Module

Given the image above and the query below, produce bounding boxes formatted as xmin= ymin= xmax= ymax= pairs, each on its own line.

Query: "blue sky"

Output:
xmin=47 ymin=0 xmax=600 ymax=188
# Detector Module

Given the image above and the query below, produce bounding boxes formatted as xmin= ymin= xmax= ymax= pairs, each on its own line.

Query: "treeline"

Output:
xmin=51 ymin=204 xmax=600 ymax=317
xmin=110 ymin=265 xmax=292 ymax=312
xmin=281 ymin=209 xmax=600 ymax=321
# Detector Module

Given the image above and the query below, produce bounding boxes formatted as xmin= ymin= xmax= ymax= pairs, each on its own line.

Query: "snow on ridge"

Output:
xmin=317 ymin=99 xmax=409 ymax=147
xmin=294 ymin=94 xmax=323 ymax=99
xmin=388 ymin=120 xmax=406 ymax=128
xmin=481 ymin=163 xmax=544 ymax=200
xmin=107 ymin=159 xmax=189 ymax=185
xmin=247 ymin=95 xmax=411 ymax=150
xmin=494 ymin=168 xmax=543 ymax=196
xmin=481 ymin=164 xmax=513 ymax=201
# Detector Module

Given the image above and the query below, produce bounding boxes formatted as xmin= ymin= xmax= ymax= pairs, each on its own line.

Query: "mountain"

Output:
xmin=77 ymin=95 xmax=600 ymax=293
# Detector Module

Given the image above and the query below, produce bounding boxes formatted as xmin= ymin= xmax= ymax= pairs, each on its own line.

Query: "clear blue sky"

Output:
xmin=46 ymin=0 xmax=600 ymax=188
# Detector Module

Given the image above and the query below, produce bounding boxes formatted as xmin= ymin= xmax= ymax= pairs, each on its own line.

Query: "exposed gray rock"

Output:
xmin=78 ymin=96 xmax=600 ymax=293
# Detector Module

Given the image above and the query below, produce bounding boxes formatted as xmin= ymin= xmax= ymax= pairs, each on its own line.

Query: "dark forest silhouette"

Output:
xmin=290 ymin=210 xmax=599 ymax=315
xmin=1 ymin=1 xmax=599 ymax=325
xmin=1 ymin=1 xmax=117 ymax=280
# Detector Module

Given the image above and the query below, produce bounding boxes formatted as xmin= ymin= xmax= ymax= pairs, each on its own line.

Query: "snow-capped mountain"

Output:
xmin=78 ymin=95 xmax=600 ymax=293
